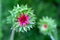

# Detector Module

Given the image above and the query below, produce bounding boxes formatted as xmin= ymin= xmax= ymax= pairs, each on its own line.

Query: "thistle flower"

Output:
xmin=7 ymin=4 xmax=36 ymax=32
xmin=38 ymin=16 xmax=57 ymax=35
xmin=18 ymin=14 xmax=30 ymax=26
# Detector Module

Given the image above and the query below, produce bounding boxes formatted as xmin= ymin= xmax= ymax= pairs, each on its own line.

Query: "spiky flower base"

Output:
xmin=38 ymin=16 xmax=57 ymax=35
xmin=7 ymin=4 xmax=36 ymax=32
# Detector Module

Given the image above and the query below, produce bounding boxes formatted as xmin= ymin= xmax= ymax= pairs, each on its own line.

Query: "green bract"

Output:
xmin=7 ymin=4 xmax=36 ymax=32
xmin=38 ymin=16 xmax=57 ymax=35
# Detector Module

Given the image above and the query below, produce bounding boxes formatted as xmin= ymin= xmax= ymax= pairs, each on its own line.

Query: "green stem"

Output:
xmin=48 ymin=33 xmax=55 ymax=40
xmin=48 ymin=29 xmax=58 ymax=40
xmin=53 ymin=29 xmax=58 ymax=40
xmin=10 ymin=29 xmax=15 ymax=40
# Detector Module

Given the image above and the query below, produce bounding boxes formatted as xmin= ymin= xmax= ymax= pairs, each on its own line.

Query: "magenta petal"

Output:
xmin=19 ymin=22 xmax=23 ymax=26
xmin=26 ymin=15 xmax=30 ymax=20
xmin=44 ymin=24 xmax=47 ymax=28
xmin=18 ymin=14 xmax=30 ymax=27
xmin=23 ymin=23 xmax=26 ymax=25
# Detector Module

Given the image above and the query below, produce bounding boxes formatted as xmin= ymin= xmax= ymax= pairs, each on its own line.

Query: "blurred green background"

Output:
xmin=1 ymin=0 xmax=60 ymax=40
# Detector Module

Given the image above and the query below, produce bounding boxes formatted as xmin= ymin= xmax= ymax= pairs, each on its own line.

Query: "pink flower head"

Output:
xmin=43 ymin=24 xmax=47 ymax=28
xmin=18 ymin=14 xmax=30 ymax=26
